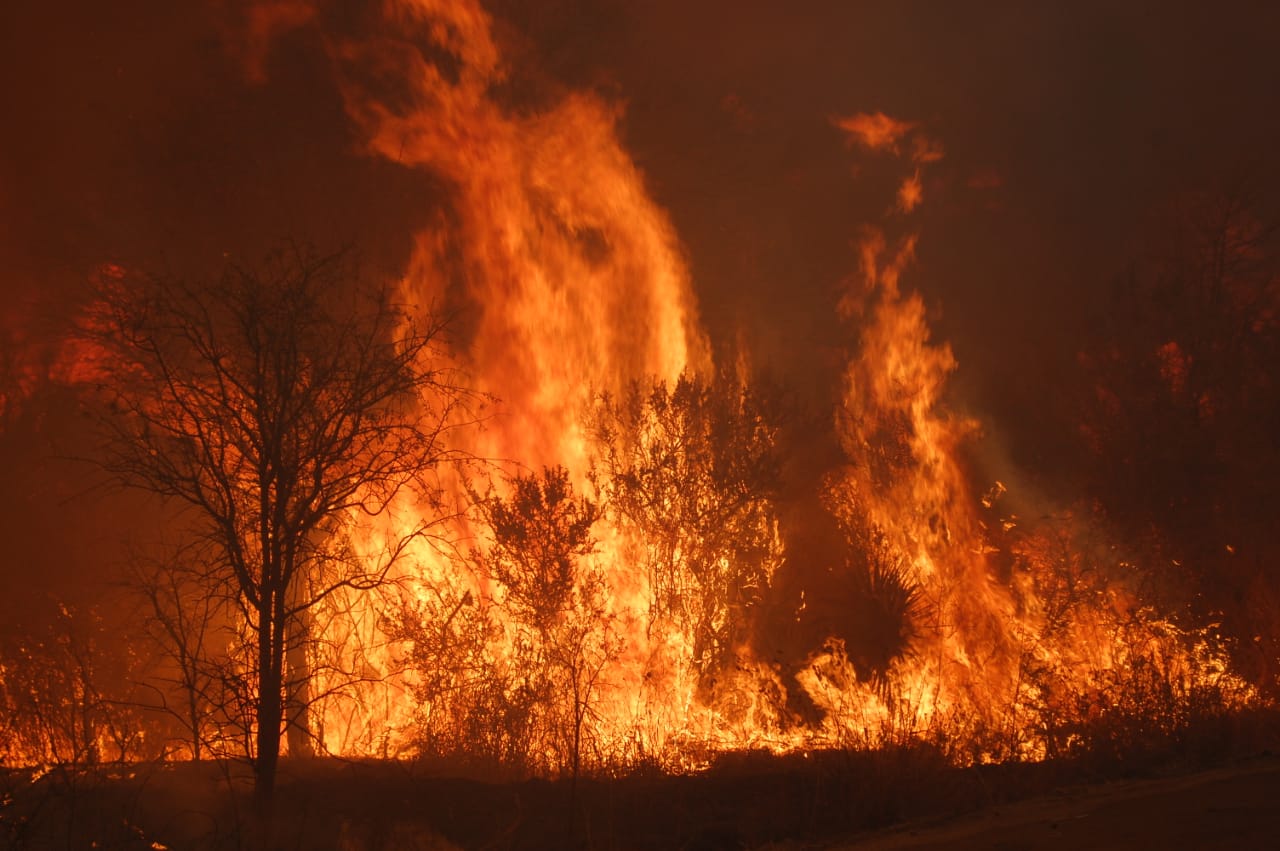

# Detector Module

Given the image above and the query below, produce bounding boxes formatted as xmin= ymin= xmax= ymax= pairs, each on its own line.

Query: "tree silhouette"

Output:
xmin=127 ymin=542 xmax=223 ymax=762
xmin=84 ymin=245 xmax=473 ymax=812
xmin=1077 ymin=190 xmax=1280 ymax=691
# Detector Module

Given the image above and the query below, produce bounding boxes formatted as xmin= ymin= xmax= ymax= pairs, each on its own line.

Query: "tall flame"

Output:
xmin=333 ymin=0 xmax=708 ymax=474
xmin=303 ymin=0 xmax=716 ymax=760
xmin=824 ymin=222 xmax=1021 ymax=740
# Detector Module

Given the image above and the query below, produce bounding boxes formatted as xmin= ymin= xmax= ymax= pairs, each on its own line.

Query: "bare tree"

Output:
xmin=125 ymin=538 xmax=239 ymax=762
xmin=83 ymin=245 xmax=474 ymax=811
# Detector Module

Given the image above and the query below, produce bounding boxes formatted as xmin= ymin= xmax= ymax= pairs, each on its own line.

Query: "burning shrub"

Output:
xmin=469 ymin=466 xmax=621 ymax=779
xmin=591 ymin=371 xmax=786 ymax=716
xmin=1004 ymin=511 xmax=1258 ymax=765
xmin=386 ymin=579 xmax=531 ymax=771
xmin=0 ymin=600 xmax=152 ymax=769
xmin=390 ymin=467 xmax=623 ymax=777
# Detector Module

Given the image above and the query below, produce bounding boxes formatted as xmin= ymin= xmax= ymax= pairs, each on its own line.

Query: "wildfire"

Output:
xmin=288 ymin=1 xmax=1254 ymax=772
xmin=1 ymin=0 xmax=1262 ymax=780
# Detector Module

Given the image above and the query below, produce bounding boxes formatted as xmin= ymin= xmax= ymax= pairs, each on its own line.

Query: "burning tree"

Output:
xmin=470 ymin=465 xmax=619 ymax=781
xmin=83 ymin=246 xmax=471 ymax=809
xmin=592 ymin=372 xmax=785 ymax=731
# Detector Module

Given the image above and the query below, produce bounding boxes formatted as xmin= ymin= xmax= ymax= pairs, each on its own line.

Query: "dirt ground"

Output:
xmin=827 ymin=754 xmax=1280 ymax=851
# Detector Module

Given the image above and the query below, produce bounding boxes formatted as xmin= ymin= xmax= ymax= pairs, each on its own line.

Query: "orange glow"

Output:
xmin=290 ymin=1 xmax=1258 ymax=769
xmin=11 ymin=0 xmax=1258 ymax=777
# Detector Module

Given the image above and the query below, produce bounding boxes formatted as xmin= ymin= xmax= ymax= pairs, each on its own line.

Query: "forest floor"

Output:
xmin=3 ymin=740 xmax=1279 ymax=849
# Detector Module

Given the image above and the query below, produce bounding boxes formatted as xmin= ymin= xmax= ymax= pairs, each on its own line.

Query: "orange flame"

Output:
xmin=20 ymin=3 xmax=1252 ymax=774
xmin=287 ymin=8 xmax=1257 ymax=769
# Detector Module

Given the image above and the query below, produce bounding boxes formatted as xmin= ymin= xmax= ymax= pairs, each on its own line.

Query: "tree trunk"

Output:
xmin=189 ymin=685 xmax=202 ymax=762
xmin=255 ymin=605 xmax=285 ymax=819
xmin=285 ymin=592 xmax=314 ymax=757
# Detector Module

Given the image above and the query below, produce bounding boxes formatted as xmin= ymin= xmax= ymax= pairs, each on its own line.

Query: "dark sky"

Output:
xmin=2 ymin=0 xmax=1279 ymax=606
xmin=500 ymin=1 xmax=1280 ymax=418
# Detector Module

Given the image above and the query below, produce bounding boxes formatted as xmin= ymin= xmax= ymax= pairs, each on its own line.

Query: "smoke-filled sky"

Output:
xmin=2 ymin=0 xmax=1279 ymax=608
